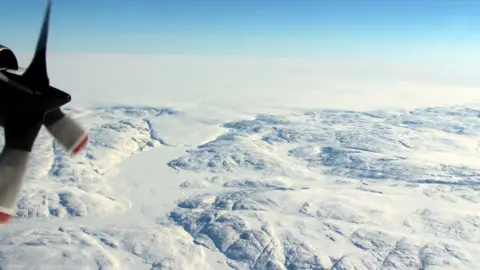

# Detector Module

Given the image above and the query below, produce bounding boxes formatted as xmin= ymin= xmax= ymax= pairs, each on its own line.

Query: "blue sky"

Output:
xmin=1 ymin=0 xmax=479 ymax=61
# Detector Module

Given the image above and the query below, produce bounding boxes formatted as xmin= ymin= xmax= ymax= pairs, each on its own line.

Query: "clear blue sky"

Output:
xmin=1 ymin=0 xmax=479 ymax=61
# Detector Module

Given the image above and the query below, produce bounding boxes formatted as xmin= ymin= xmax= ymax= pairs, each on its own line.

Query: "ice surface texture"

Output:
xmin=1 ymin=105 xmax=480 ymax=269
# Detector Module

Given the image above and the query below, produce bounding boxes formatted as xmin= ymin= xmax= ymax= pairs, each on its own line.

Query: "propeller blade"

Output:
xmin=21 ymin=0 xmax=51 ymax=85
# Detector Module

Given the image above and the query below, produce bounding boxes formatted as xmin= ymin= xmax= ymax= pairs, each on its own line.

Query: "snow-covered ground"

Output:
xmin=1 ymin=54 xmax=480 ymax=269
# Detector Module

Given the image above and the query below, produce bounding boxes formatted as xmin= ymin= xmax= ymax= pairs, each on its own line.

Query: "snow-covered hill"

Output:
xmin=1 ymin=103 xmax=480 ymax=269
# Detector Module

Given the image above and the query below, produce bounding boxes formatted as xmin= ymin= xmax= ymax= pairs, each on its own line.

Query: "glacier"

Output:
xmin=0 ymin=103 xmax=480 ymax=269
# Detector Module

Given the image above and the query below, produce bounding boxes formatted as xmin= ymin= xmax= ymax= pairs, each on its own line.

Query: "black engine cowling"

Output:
xmin=0 ymin=45 xmax=18 ymax=70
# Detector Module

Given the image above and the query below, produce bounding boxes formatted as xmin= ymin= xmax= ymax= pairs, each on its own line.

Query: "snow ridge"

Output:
xmin=1 ymin=104 xmax=480 ymax=269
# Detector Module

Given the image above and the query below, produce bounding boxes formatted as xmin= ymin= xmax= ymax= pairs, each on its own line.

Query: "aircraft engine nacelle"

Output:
xmin=0 ymin=45 xmax=19 ymax=70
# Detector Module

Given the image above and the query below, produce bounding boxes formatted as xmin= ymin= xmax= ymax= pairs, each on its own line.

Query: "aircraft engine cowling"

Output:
xmin=0 ymin=45 xmax=19 ymax=70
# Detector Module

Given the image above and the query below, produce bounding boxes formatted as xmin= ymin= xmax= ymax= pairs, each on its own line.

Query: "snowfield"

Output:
xmin=1 ymin=102 xmax=480 ymax=269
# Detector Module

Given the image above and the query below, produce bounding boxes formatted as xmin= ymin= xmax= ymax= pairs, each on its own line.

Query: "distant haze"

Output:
xmin=11 ymin=52 xmax=480 ymax=112
xmin=3 ymin=0 xmax=480 ymax=111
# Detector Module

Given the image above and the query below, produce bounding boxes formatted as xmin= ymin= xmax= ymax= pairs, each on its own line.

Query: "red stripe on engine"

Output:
xmin=73 ymin=134 xmax=88 ymax=155
xmin=0 ymin=212 xmax=12 ymax=224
